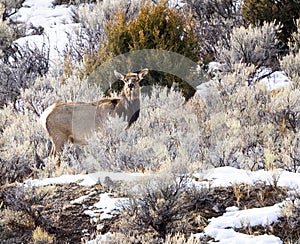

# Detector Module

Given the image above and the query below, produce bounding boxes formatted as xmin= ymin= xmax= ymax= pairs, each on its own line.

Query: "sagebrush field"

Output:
xmin=1 ymin=0 xmax=300 ymax=243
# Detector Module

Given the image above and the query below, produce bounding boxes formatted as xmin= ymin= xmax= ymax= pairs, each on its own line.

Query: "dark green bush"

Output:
xmin=83 ymin=0 xmax=201 ymax=100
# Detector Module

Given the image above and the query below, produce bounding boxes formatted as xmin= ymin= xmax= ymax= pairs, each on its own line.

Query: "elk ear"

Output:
xmin=138 ymin=68 xmax=149 ymax=80
xmin=114 ymin=70 xmax=125 ymax=81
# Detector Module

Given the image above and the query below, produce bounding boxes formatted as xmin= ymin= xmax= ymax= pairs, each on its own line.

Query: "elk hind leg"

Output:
xmin=49 ymin=132 xmax=69 ymax=168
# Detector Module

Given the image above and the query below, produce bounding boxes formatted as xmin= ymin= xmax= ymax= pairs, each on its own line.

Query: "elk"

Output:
xmin=41 ymin=68 xmax=149 ymax=167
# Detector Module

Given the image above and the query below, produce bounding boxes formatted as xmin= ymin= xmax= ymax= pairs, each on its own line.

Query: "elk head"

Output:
xmin=114 ymin=68 xmax=149 ymax=100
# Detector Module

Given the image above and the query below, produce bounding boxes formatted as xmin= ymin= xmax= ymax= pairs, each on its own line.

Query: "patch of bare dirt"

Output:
xmin=0 ymin=182 xmax=104 ymax=243
xmin=0 ymin=179 xmax=289 ymax=243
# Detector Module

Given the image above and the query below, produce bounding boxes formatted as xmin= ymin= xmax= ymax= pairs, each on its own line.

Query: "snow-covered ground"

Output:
xmin=193 ymin=167 xmax=299 ymax=243
xmin=24 ymin=171 xmax=145 ymax=187
xmin=24 ymin=166 xmax=300 ymax=243
xmin=254 ymin=67 xmax=290 ymax=91
xmin=201 ymin=203 xmax=283 ymax=244
xmin=194 ymin=166 xmax=300 ymax=189
xmin=10 ymin=0 xmax=78 ymax=61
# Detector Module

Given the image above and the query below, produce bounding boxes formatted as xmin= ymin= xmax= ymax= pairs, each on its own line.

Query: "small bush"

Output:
xmin=32 ymin=226 xmax=55 ymax=244
xmin=242 ymin=0 xmax=300 ymax=49
xmin=280 ymin=33 xmax=300 ymax=136
xmin=217 ymin=22 xmax=281 ymax=70
xmin=0 ymin=42 xmax=49 ymax=108
xmin=68 ymin=0 xmax=140 ymax=60
xmin=1 ymin=186 xmax=55 ymax=242
xmin=1 ymin=208 xmax=35 ymax=230
xmin=267 ymin=89 xmax=300 ymax=172
xmin=275 ymin=198 xmax=300 ymax=243
xmin=0 ymin=0 xmax=24 ymax=20
xmin=184 ymin=0 xmax=243 ymax=62
xmin=281 ymin=50 xmax=300 ymax=89
xmin=287 ymin=19 xmax=300 ymax=54
xmin=0 ymin=1 xmax=26 ymax=63
xmin=105 ymin=1 xmax=199 ymax=59
xmin=118 ymin=172 xmax=200 ymax=239
xmin=0 ymin=3 xmax=27 ymax=107
xmin=0 ymin=21 xmax=16 ymax=52
xmin=0 ymin=104 xmax=48 ymax=185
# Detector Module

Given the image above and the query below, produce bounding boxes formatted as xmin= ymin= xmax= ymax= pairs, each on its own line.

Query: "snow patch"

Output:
xmin=70 ymin=191 xmax=96 ymax=205
xmin=206 ymin=202 xmax=283 ymax=231
xmin=194 ymin=166 xmax=300 ymax=189
xmin=84 ymin=193 xmax=127 ymax=221
xmin=203 ymin=202 xmax=284 ymax=244
xmin=25 ymin=171 xmax=146 ymax=187
xmin=11 ymin=0 xmax=79 ymax=61
xmin=254 ymin=68 xmax=290 ymax=91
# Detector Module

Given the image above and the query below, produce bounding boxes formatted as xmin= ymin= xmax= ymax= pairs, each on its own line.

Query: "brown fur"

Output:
xmin=41 ymin=69 xmax=148 ymax=167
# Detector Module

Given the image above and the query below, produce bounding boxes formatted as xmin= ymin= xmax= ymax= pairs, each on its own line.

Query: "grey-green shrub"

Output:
xmin=81 ymin=86 xmax=201 ymax=172
xmin=217 ymin=21 xmax=281 ymax=70
xmin=185 ymin=0 xmax=243 ymax=61
xmin=281 ymin=51 xmax=300 ymax=88
xmin=0 ymin=42 xmax=49 ymax=108
xmin=118 ymin=173 xmax=199 ymax=239
xmin=0 ymin=104 xmax=48 ymax=185
xmin=194 ymin=63 xmax=300 ymax=171
xmin=69 ymin=0 xmax=140 ymax=59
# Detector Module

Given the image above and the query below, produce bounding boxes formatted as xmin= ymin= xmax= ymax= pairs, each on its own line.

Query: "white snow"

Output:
xmin=84 ymin=209 xmax=96 ymax=218
xmin=207 ymin=61 xmax=225 ymax=75
xmin=24 ymin=171 xmax=145 ymax=187
xmin=78 ymin=193 xmax=127 ymax=225
xmin=70 ymin=191 xmax=97 ymax=205
xmin=10 ymin=0 xmax=78 ymax=61
xmin=203 ymin=202 xmax=284 ymax=244
xmin=24 ymin=173 xmax=96 ymax=187
xmin=207 ymin=203 xmax=282 ymax=229
xmin=194 ymin=166 xmax=300 ymax=189
xmin=197 ymin=229 xmax=282 ymax=244
xmin=254 ymin=67 xmax=290 ymax=91
xmin=88 ymin=193 xmax=127 ymax=221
